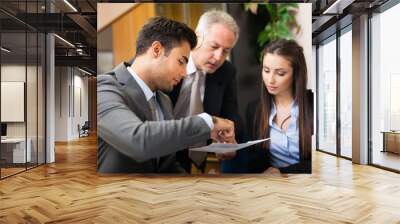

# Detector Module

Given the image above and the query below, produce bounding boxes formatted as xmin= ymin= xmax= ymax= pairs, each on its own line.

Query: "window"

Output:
xmin=317 ymin=36 xmax=337 ymax=155
xmin=370 ymin=2 xmax=400 ymax=171
xmin=339 ymin=27 xmax=352 ymax=158
xmin=0 ymin=1 xmax=47 ymax=179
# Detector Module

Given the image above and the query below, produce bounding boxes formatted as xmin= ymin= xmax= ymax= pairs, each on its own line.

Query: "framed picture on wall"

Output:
xmin=1 ymin=81 xmax=25 ymax=122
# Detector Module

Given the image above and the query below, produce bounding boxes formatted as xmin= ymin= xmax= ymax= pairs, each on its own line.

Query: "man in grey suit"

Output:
xmin=97 ymin=17 xmax=235 ymax=173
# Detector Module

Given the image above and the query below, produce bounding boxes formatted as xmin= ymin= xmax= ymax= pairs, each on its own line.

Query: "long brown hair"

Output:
xmin=255 ymin=39 xmax=312 ymax=160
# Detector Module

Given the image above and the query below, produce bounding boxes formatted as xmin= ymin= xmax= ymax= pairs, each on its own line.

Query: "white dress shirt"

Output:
xmin=182 ymin=53 xmax=206 ymax=101
xmin=127 ymin=65 xmax=213 ymax=129
xmin=127 ymin=66 xmax=164 ymax=120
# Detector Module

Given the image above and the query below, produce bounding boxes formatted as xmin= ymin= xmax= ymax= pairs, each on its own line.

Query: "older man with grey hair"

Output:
xmin=169 ymin=9 xmax=244 ymax=173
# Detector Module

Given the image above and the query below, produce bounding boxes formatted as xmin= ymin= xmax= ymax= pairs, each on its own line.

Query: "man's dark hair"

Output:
xmin=135 ymin=17 xmax=197 ymax=56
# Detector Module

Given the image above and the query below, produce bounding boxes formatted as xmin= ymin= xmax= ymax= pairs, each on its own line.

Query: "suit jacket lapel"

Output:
xmin=113 ymin=62 xmax=153 ymax=121
xmin=204 ymin=70 xmax=223 ymax=115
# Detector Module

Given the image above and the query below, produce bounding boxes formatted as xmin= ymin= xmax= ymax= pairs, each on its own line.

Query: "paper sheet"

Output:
xmin=190 ymin=138 xmax=270 ymax=153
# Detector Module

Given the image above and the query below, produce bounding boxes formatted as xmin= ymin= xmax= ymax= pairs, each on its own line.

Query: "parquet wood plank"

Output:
xmin=0 ymin=135 xmax=399 ymax=223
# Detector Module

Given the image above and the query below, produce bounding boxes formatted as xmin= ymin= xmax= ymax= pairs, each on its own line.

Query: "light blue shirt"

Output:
xmin=127 ymin=66 xmax=213 ymax=129
xmin=269 ymin=101 xmax=300 ymax=168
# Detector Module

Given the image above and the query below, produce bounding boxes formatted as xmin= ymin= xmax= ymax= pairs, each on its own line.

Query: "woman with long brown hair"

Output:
xmin=245 ymin=39 xmax=313 ymax=173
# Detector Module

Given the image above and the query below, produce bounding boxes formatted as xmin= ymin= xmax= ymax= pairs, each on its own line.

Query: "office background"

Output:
xmin=0 ymin=0 xmax=97 ymax=179
xmin=0 ymin=1 xmax=400 ymax=222
xmin=313 ymin=0 xmax=400 ymax=171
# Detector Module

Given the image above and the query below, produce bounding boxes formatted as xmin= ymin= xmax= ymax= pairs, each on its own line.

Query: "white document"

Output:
xmin=190 ymin=138 xmax=270 ymax=153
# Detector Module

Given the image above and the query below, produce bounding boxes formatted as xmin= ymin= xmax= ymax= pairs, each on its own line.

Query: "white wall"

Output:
xmin=72 ymin=73 xmax=89 ymax=138
xmin=55 ymin=67 xmax=89 ymax=141
xmin=1 ymin=63 xmax=46 ymax=164
xmin=1 ymin=65 xmax=37 ymax=138
xmin=55 ymin=66 xmax=69 ymax=141
xmin=1 ymin=65 xmax=26 ymax=140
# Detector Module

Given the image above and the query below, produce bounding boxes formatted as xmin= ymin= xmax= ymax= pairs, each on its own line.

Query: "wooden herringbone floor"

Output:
xmin=1 ymin=135 xmax=400 ymax=223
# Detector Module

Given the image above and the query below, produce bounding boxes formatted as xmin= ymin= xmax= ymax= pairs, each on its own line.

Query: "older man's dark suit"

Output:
xmin=168 ymin=60 xmax=243 ymax=172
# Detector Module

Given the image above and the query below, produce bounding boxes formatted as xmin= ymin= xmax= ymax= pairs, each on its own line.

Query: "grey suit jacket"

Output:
xmin=97 ymin=62 xmax=211 ymax=173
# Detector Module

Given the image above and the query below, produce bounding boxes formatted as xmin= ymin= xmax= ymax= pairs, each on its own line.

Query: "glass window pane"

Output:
xmin=1 ymin=0 xmax=46 ymax=179
xmin=27 ymin=31 xmax=38 ymax=169
xmin=38 ymin=32 xmax=45 ymax=165
xmin=1 ymin=30 xmax=27 ymax=177
xmin=340 ymin=28 xmax=352 ymax=158
xmin=371 ymin=3 xmax=400 ymax=171
xmin=317 ymin=36 xmax=337 ymax=154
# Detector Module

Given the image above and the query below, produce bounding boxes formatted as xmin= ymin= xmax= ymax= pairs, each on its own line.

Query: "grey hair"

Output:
xmin=195 ymin=9 xmax=239 ymax=43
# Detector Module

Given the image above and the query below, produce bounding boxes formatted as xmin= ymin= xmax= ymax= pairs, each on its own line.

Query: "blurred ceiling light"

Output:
xmin=323 ymin=0 xmax=355 ymax=14
xmin=63 ymin=0 xmax=78 ymax=12
xmin=1 ymin=47 xmax=11 ymax=53
xmin=78 ymin=67 xmax=92 ymax=76
xmin=54 ymin=34 xmax=75 ymax=48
